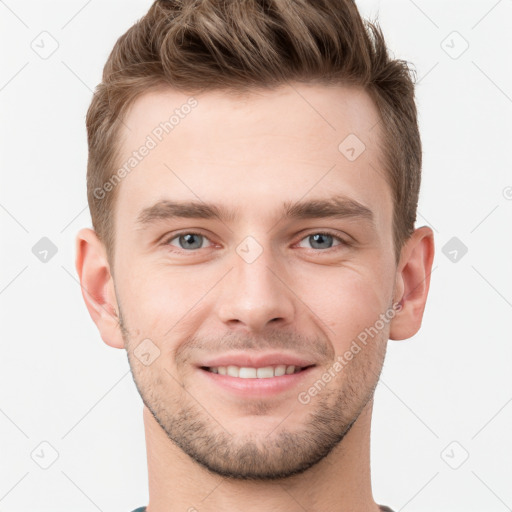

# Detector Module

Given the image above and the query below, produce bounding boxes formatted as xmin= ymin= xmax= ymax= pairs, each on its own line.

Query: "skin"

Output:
xmin=76 ymin=83 xmax=434 ymax=512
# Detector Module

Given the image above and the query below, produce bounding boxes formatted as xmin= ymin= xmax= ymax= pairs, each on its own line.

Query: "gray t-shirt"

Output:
xmin=131 ymin=505 xmax=395 ymax=511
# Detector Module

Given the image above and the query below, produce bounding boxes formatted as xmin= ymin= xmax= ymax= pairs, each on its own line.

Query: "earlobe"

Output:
xmin=389 ymin=226 xmax=435 ymax=341
xmin=75 ymin=228 xmax=125 ymax=349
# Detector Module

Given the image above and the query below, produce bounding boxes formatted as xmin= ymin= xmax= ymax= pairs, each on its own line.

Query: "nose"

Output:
xmin=216 ymin=242 xmax=296 ymax=333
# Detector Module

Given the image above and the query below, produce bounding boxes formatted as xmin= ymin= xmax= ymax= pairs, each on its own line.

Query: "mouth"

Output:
xmin=197 ymin=356 xmax=317 ymax=398
xmin=200 ymin=364 xmax=314 ymax=379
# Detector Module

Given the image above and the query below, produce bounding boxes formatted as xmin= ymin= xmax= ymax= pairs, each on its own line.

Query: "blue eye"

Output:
xmin=166 ymin=232 xmax=212 ymax=251
xmin=297 ymin=232 xmax=345 ymax=250
xmin=163 ymin=231 xmax=348 ymax=254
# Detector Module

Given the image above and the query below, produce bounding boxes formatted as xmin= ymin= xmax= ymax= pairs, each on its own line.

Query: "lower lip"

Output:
xmin=198 ymin=366 xmax=316 ymax=398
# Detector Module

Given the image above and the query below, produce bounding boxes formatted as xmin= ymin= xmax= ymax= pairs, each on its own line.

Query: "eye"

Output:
xmin=296 ymin=232 xmax=348 ymax=251
xmin=164 ymin=232 xmax=213 ymax=251
xmin=162 ymin=230 xmax=349 ymax=254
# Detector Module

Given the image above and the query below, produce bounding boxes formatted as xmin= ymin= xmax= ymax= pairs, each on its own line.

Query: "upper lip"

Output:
xmin=198 ymin=352 xmax=317 ymax=369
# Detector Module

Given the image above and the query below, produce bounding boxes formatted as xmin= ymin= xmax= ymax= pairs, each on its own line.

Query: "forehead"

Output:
xmin=114 ymin=83 xmax=391 ymax=230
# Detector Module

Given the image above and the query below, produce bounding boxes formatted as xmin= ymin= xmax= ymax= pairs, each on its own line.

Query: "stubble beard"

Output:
xmin=120 ymin=310 xmax=386 ymax=481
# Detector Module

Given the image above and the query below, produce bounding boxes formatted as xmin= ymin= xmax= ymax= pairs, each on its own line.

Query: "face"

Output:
xmin=111 ymin=83 xmax=398 ymax=480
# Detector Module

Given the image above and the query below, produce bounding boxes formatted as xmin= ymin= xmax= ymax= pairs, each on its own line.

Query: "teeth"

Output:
xmin=207 ymin=364 xmax=302 ymax=378
xmin=239 ymin=367 xmax=257 ymax=378
xmin=257 ymin=366 xmax=274 ymax=378
xmin=227 ymin=365 xmax=239 ymax=377
xmin=274 ymin=365 xmax=286 ymax=376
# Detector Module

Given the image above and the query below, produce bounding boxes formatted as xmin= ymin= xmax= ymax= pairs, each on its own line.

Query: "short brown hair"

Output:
xmin=86 ymin=0 xmax=421 ymax=267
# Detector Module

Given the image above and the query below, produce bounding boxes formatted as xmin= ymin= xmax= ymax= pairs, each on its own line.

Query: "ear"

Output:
xmin=389 ymin=226 xmax=435 ymax=340
xmin=75 ymin=227 xmax=124 ymax=349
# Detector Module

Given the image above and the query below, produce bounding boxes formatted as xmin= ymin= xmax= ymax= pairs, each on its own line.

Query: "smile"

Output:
xmin=203 ymin=365 xmax=311 ymax=378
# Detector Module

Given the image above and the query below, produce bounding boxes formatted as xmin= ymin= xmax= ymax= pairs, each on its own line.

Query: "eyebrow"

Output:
xmin=135 ymin=195 xmax=375 ymax=229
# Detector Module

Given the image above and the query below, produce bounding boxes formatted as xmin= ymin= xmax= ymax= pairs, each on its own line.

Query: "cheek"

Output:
xmin=116 ymin=261 xmax=214 ymax=337
xmin=297 ymin=266 xmax=392 ymax=349
xmin=117 ymin=251 xmax=395 ymax=351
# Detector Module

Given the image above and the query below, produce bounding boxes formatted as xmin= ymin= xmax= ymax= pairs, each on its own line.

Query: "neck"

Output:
xmin=143 ymin=399 xmax=381 ymax=512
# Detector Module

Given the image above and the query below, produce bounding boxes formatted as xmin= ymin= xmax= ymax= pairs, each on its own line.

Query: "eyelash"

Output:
xmin=162 ymin=230 xmax=350 ymax=254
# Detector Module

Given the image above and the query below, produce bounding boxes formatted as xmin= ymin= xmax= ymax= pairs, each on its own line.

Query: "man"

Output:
xmin=75 ymin=0 xmax=434 ymax=510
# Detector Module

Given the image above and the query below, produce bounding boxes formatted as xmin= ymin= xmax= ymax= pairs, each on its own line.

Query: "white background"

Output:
xmin=0 ymin=0 xmax=511 ymax=511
